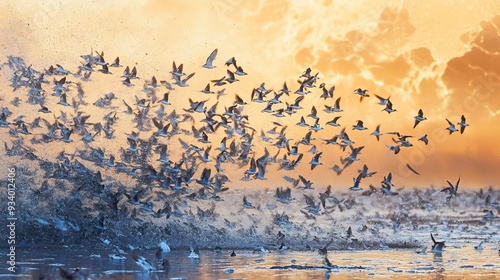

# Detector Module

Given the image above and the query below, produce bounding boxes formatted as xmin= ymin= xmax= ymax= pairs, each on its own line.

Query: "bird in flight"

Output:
xmin=203 ymin=48 xmax=218 ymax=69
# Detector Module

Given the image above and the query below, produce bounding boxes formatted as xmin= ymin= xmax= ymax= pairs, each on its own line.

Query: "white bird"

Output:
xmin=418 ymin=134 xmax=428 ymax=145
xmin=203 ymin=48 xmax=218 ymax=69
xmin=159 ymin=240 xmax=171 ymax=253
xmin=310 ymin=118 xmax=323 ymax=132
xmin=370 ymin=125 xmax=382 ymax=141
xmin=441 ymin=176 xmax=460 ymax=196
xmin=326 ymin=116 xmax=341 ymax=127
xmin=349 ymin=173 xmax=363 ymax=191
xmin=445 ymin=118 xmax=458 ymax=134
xmin=430 ymin=233 xmax=445 ymax=253
xmin=309 ymin=152 xmax=323 ymax=170
xmin=374 ymin=94 xmax=390 ymax=105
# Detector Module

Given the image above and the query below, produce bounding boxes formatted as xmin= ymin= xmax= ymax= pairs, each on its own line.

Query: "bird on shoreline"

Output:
xmin=132 ymin=254 xmax=155 ymax=271
xmin=446 ymin=118 xmax=458 ymax=134
xmin=430 ymin=233 xmax=445 ymax=253
xmin=442 ymin=176 xmax=460 ymax=197
xmin=382 ymin=100 xmax=396 ymax=113
xmin=354 ymin=88 xmax=369 ymax=102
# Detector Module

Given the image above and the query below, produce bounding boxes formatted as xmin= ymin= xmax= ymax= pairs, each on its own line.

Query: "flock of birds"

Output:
xmin=1 ymin=48 xmax=471 ymax=195
xmin=0 ymin=47 xmax=492 ymax=223
xmin=1 ymin=48 xmax=498 ymax=278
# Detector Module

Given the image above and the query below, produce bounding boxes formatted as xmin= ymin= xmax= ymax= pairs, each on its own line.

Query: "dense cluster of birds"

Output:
xmin=1 ymin=49 xmax=470 ymax=192
xmin=1 ymin=49 xmax=496 ymax=254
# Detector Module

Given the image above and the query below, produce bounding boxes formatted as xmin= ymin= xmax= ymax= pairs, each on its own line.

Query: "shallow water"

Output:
xmin=4 ymin=246 xmax=500 ymax=279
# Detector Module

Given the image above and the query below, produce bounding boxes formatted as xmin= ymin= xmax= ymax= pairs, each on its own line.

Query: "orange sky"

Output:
xmin=0 ymin=1 xmax=499 ymax=189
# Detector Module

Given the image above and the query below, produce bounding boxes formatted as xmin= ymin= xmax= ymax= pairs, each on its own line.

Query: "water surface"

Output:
xmin=5 ymin=246 xmax=500 ymax=279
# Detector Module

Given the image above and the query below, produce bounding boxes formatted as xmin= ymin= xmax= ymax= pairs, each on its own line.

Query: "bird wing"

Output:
xmin=406 ymin=164 xmax=420 ymax=175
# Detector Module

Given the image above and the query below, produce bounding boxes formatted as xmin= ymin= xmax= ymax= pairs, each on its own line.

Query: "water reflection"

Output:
xmin=7 ymin=246 xmax=499 ymax=279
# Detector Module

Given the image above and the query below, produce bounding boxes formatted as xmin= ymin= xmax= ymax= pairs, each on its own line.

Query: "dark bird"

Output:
xmin=406 ymin=163 xmax=420 ymax=175
xmin=309 ymin=152 xmax=323 ymax=170
xmin=418 ymin=134 xmax=428 ymax=145
xmin=370 ymin=124 xmax=382 ymax=141
xmin=413 ymin=109 xmax=427 ymax=128
xmin=382 ymin=99 xmax=396 ymax=113
xmin=374 ymin=94 xmax=390 ymax=105
xmin=458 ymin=115 xmax=469 ymax=134
xmin=352 ymin=120 xmax=367 ymax=130
xmin=110 ymin=57 xmax=121 ymax=67
xmin=326 ymin=116 xmax=341 ymax=127
xmin=441 ymin=176 xmax=460 ymax=197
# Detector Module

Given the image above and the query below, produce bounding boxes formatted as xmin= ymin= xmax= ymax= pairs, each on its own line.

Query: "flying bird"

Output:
xmin=203 ymin=48 xmax=218 ymax=69
xmin=413 ymin=109 xmax=427 ymax=128
xmin=441 ymin=176 xmax=460 ymax=196
xmin=445 ymin=118 xmax=458 ymax=134
xmin=354 ymin=88 xmax=369 ymax=102
xmin=458 ymin=115 xmax=469 ymax=134
xmin=352 ymin=120 xmax=367 ymax=131
xmin=418 ymin=134 xmax=428 ymax=145
xmin=309 ymin=152 xmax=323 ymax=170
